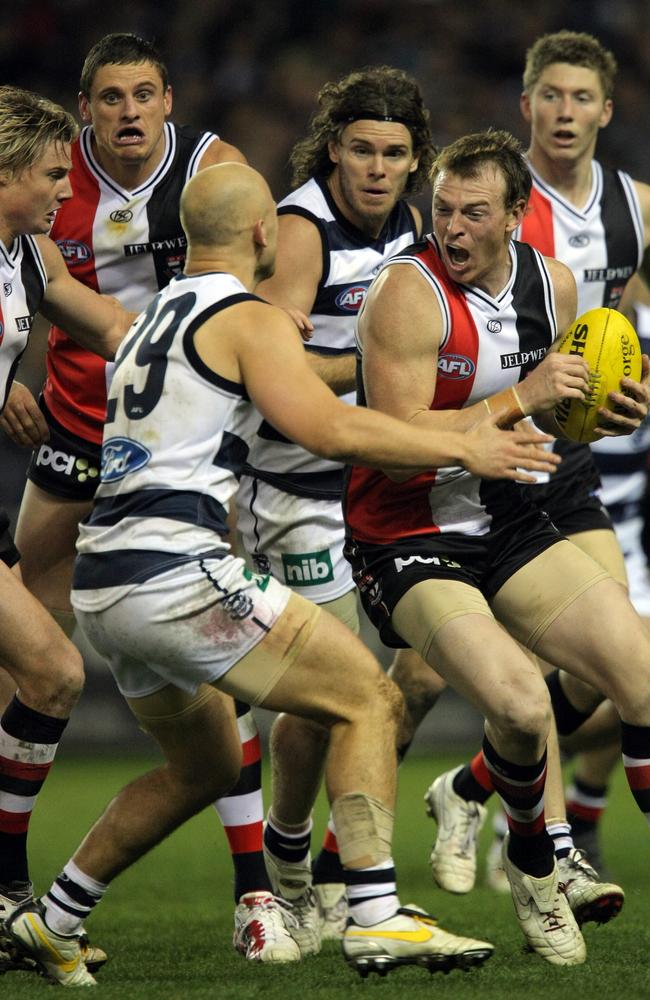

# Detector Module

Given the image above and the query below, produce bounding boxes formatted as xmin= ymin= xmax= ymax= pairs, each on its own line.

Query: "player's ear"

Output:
xmin=78 ymin=92 xmax=91 ymax=123
xmin=408 ymin=155 xmax=419 ymax=174
xmin=328 ymin=139 xmax=341 ymax=165
xmin=520 ymin=90 xmax=532 ymax=124
xmin=163 ymin=85 xmax=173 ymax=117
xmin=599 ymin=98 xmax=613 ymax=129
xmin=506 ymin=197 xmax=527 ymax=232
xmin=253 ymin=218 xmax=268 ymax=249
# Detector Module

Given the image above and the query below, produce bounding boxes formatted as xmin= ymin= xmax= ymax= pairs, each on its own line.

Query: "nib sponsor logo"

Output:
xmin=282 ymin=549 xmax=334 ymax=586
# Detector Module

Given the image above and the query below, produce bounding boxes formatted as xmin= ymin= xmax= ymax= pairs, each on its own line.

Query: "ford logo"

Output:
xmin=101 ymin=437 xmax=151 ymax=482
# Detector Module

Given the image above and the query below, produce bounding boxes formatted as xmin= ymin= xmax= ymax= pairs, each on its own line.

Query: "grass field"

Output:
xmin=4 ymin=748 xmax=650 ymax=999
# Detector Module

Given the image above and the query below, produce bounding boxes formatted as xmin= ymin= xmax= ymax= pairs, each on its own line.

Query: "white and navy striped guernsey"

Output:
xmin=0 ymin=235 xmax=47 ymax=413
xmin=244 ymin=176 xmax=418 ymax=501
xmin=72 ymin=272 xmax=263 ymax=608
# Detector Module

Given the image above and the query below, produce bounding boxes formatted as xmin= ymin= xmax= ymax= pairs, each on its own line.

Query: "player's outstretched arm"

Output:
xmin=196 ymin=299 xmax=559 ymax=479
xmin=35 ymin=237 xmax=137 ymax=359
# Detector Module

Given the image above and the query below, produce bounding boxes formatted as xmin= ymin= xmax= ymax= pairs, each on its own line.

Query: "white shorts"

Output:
xmin=615 ymin=516 xmax=650 ymax=619
xmin=72 ymin=555 xmax=290 ymax=699
xmin=236 ymin=475 xmax=353 ymax=603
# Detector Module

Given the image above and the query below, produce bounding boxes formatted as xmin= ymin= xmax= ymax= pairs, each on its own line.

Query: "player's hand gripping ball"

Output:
xmin=554 ymin=307 xmax=642 ymax=443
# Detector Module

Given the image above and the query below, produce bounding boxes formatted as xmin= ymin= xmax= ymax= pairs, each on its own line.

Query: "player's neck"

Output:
xmin=526 ymin=144 xmax=594 ymax=209
xmin=90 ymin=134 xmax=167 ymax=191
xmin=184 ymin=251 xmax=255 ymax=291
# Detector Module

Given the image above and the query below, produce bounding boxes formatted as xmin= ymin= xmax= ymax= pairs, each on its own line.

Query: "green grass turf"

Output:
xmin=4 ymin=749 xmax=650 ymax=998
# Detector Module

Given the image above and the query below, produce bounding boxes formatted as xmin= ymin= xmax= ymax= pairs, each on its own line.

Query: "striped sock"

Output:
xmin=453 ymin=750 xmax=495 ymax=804
xmin=313 ymin=818 xmax=345 ymax=885
xmin=263 ymin=813 xmax=312 ymax=863
xmin=566 ymin=777 xmax=608 ymax=835
xmin=0 ymin=697 xmax=67 ymax=885
xmin=345 ymin=860 xmax=398 ymax=926
xmin=213 ymin=701 xmax=270 ymax=900
xmin=621 ymin=720 xmax=650 ymax=823
xmin=483 ymin=736 xmax=553 ymax=878
xmin=546 ymin=820 xmax=573 ymax=860
xmin=43 ymin=859 xmax=107 ymax=936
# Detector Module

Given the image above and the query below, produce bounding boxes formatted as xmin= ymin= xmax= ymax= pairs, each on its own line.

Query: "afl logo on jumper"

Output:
xmin=569 ymin=234 xmax=590 ymax=248
xmin=437 ymin=354 xmax=475 ymax=380
xmin=110 ymin=209 xmax=133 ymax=223
xmin=335 ymin=285 xmax=368 ymax=312
xmin=56 ymin=240 xmax=92 ymax=265
xmin=487 ymin=320 xmax=502 ymax=334
xmin=100 ymin=437 xmax=151 ymax=482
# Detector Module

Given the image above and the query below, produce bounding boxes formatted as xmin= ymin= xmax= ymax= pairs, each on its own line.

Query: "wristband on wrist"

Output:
xmin=483 ymin=386 xmax=527 ymax=428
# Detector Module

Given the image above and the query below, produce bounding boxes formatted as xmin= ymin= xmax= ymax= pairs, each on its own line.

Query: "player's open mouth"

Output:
xmin=114 ymin=127 xmax=145 ymax=145
xmin=552 ymin=129 xmax=576 ymax=143
xmin=447 ymin=245 xmax=469 ymax=265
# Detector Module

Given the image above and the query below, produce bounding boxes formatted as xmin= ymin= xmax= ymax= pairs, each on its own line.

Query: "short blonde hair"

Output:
xmin=0 ymin=86 xmax=78 ymax=180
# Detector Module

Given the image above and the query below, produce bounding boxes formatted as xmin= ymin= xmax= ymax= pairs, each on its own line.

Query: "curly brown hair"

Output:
xmin=523 ymin=31 xmax=617 ymax=100
xmin=290 ymin=65 xmax=435 ymax=196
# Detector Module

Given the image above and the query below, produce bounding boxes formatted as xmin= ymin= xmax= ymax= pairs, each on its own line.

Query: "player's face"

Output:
xmin=79 ymin=61 xmax=172 ymax=176
xmin=521 ymin=63 xmax=613 ymax=166
xmin=432 ymin=166 xmax=525 ymax=294
xmin=0 ymin=141 xmax=72 ymax=244
xmin=327 ymin=120 xmax=418 ymax=237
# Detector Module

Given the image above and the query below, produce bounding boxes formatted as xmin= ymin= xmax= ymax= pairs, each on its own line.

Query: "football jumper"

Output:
xmin=71 ymin=272 xmax=290 ymax=696
xmin=0 ymin=235 xmax=47 ymax=413
xmin=236 ymin=176 xmax=417 ymax=601
xmin=518 ymin=161 xmax=645 ymax=498
xmin=0 ymin=235 xmax=47 ymax=563
xmin=43 ymin=122 xmax=218 ymax=445
xmin=591 ymin=307 xmax=650 ymax=615
xmin=345 ymin=235 xmax=558 ymax=543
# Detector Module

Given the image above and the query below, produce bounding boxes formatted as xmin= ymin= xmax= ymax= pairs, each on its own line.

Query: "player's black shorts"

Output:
xmin=344 ymin=482 xmax=563 ymax=648
xmin=26 ymin=399 xmax=101 ymax=501
xmin=531 ymin=478 xmax=613 ymax=537
xmin=0 ymin=507 xmax=20 ymax=568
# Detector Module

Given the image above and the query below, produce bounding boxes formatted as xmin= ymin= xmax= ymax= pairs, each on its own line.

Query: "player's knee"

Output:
xmin=491 ymin=688 xmax=551 ymax=746
xmin=21 ymin=638 xmax=84 ymax=711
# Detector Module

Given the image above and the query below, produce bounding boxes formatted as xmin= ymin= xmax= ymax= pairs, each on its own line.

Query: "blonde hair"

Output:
xmin=0 ymin=86 xmax=78 ymax=179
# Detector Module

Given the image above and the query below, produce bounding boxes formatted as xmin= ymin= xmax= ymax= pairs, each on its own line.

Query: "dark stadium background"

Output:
xmin=2 ymin=0 xmax=648 ymax=751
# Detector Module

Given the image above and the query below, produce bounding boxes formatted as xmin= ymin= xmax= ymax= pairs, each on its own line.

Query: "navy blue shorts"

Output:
xmin=26 ymin=399 xmax=101 ymax=501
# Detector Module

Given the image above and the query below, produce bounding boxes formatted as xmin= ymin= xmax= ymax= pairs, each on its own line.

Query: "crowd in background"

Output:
xmin=3 ymin=0 xmax=650 ymax=206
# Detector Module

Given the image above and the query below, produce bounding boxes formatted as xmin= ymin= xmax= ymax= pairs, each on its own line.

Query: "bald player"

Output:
xmin=1 ymin=163 xmax=560 ymax=986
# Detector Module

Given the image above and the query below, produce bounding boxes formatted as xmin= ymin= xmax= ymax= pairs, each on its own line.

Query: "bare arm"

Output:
xmin=197 ymin=137 xmax=248 ymax=168
xmin=36 ymin=238 xmax=136 ymax=359
xmin=633 ymin=179 xmax=650 ymax=251
xmin=193 ymin=299 xmax=560 ymax=482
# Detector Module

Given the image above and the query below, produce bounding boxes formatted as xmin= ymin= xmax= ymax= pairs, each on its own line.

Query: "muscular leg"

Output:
xmin=70 ymin=687 xmax=242 ymax=883
xmin=388 ymin=648 xmax=447 ymax=758
xmin=0 ymin=560 xmax=84 ymax=890
xmin=14 ymin=481 xmax=91 ymax=636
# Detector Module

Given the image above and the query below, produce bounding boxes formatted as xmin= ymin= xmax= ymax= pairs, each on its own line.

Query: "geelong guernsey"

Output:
xmin=73 ymin=272 xmax=263 ymax=607
xmin=345 ymin=236 xmax=558 ymax=542
xmin=244 ymin=176 xmax=417 ymax=500
xmin=44 ymin=122 xmax=218 ymax=444
xmin=0 ymin=235 xmax=47 ymax=413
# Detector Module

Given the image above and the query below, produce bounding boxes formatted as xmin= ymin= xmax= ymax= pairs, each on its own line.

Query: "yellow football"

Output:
xmin=554 ymin=307 xmax=642 ymax=444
